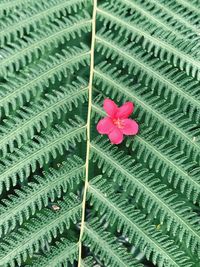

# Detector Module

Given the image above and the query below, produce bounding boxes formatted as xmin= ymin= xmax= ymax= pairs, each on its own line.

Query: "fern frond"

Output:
xmin=0 ymin=0 xmax=32 ymax=16
xmin=158 ymin=0 xmax=200 ymax=25
xmin=184 ymin=0 xmax=200 ymax=10
xmin=126 ymin=129 xmax=200 ymax=201
xmin=0 ymin=14 xmax=91 ymax=74
xmin=96 ymin=31 xmax=200 ymax=122
xmin=92 ymin=101 xmax=200 ymax=205
xmin=0 ymin=81 xmax=88 ymax=156
xmin=0 ymin=0 xmax=199 ymax=265
xmin=0 ymin=118 xmax=86 ymax=194
xmin=93 ymin=64 xmax=200 ymax=163
xmin=0 ymin=0 xmax=88 ymax=47
xmin=0 ymin=155 xmax=84 ymax=237
xmin=97 ymin=3 xmax=200 ymax=79
xmin=83 ymin=221 xmax=143 ymax=267
xmin=30 ymin=239 xmax=78 ymax=267
xmin=109 ymin=0 xmax=200 ymax=41
xmin=87 ymin=177 xmax=194 ymax=267
xmin=0 ymin=196 xmax=81 ymax=267
xmin=0 ymin=45 xmax=90 ymax=114
xmin=99 ymin=1 xmax=200 ymax=56
xmin=80 ymin=256 xmax=102 ymax=267
xmin=90 ymin=139 xmax=200 ymax=253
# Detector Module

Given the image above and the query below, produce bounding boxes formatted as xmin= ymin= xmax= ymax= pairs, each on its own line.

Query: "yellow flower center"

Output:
xmin=113 ymin=118 xmax=124 ymax=129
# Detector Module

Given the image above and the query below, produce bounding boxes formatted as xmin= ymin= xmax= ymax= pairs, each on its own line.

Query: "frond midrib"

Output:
xmin=78 ymin=0 xmax=97 ymax=265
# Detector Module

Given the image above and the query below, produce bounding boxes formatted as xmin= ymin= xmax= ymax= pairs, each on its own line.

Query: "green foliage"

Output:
xmin=0 ymin=196 xmax=81 ymax=267
xmin=0 ymin=117 xmax=86 ymax=193
xmin=0 ymin=80 xmax=88 ymax=156
xmin=0 ymin=0 xmax=200 ymax=266
xmin=0 ymin=13 xmax=91 ymax=74
xmin=0 ymin=0 xmax=88 ymax=46
xmin=83 ymin=220 xmax=144 ymax=267
xmin=88 ymin=176 xmax=193 ymax=266
xmin=0 ymin=155 xmax=84 ymax=237
xmin=30 ymin=238 xmax=78 ymax=267
xmin=0 ymin=45 xmax=90 ymax=115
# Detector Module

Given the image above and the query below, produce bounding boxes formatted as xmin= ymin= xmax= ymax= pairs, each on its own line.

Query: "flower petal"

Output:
xmin=108 ymin=128 xmax=123 ymax=144
xmin=103 ymin=98 xmax=118 ymax=118
xmin=121 ymin=119 xmax=139 ymax=135
xmin=116 ymin=102 xmax=134 ymax=119
xmin=96 ymin=117 xmax=115 ymax=134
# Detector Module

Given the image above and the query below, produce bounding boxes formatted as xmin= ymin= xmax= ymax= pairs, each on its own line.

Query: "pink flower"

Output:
xmin=97 ymin=99 xmax=139 ymax=144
